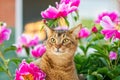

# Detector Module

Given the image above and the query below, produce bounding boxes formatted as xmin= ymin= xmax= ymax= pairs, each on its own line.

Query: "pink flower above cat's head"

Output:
xmin=15 ymin=59 xmax=46 ymax=80
xmin=31 ymin=44 xmax=46 ymax=58
xmin=100 ymin=16 xmax=120 ymax=40
xmin=0 ymin=24 xmax=11 ymax=44
xmin=18 ymin=34 xmax=39 ymax=47
xmin=109 ymin=51 xmax=117 ymax=60
xmin=95 ymin=11 xmax=119 ymax=24
xmin=41 ymin=1 xmax=78 ymax=19
xmin=60 ymin=0 xmax=80 ymax=7
xmin=78 ymin=27 xmax=90 ymax=38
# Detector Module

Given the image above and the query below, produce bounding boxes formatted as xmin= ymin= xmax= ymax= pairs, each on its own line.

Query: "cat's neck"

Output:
xmin=43 ymin=52 xmax=74 ymax=67
xmin=41 ymin=53 xmax=75 ymax=72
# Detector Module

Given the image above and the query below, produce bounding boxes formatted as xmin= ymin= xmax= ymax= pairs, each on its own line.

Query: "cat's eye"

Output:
xmin=51 ymin=38 xmax=56 ymax=43
xmin=63 ymin=39 xmax=69 ymax=43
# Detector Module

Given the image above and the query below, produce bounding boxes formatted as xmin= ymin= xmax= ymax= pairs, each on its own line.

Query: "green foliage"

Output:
xmin=74 ymin=20 xmax=120 ymax=79
xmin=47 ymin=19 xmax=58 ymax=27
xmin=4 ymin=46 xmax=16 ymax=53
xmin=0 ymin=66 xmax=5 ymax=72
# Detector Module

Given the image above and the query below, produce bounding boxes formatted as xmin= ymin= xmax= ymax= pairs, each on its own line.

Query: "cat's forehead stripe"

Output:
xmin=55 ymin=30 xmax=68 ymax=37
xmin=55 ymin=30 xmax=67 ymax=33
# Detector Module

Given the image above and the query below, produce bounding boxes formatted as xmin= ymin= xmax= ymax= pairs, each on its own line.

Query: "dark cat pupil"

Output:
xmin=51 ymin=38 xmax=55 ymax=43
xmin=63 ymin=39 xmax=69 ymax=43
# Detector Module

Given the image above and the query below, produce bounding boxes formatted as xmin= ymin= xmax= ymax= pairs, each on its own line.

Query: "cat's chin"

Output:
xmin=52 ymin=51 xmax=64 ymax=55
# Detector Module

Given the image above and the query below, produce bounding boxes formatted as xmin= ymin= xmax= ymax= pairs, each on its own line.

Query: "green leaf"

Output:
xmin=92 ymin=72 xmax=103 ymax=80
xmin=86 ymin=36 xmax=93 ymax=42
xmin=74 ymin=54 xmax=88 ymax=73
xmin=75 ymin=64 xmax=81 ymax=73
xmin=74 ymin=16 xmax=78 ymax=21
xmin=86 ymin=75 xmax=97 ymax=80
xmin=113 ymin=76 xmax=120 ymax=80
xmin=99 ymin=58 xmax=108 ymax=66
xmin=105 ymin=71 xmax=114 ymax=79
xmin=64 ymin=17 xmax=69 ymax=26
xmin=92 ymin=33 xmax=104 ymax=41
xmin=97 ymin=67 xmax=108 ymax=74
xmin=96 ymin=74 xmax=103 ymax=80
xmin=79 ymin=45 xmax=86 ymax=54
xmin=4 ymin=46 xmax=16 ymax=53
xmin=0 ymin=66 xmax=5 ymax=71
xmin=47 ymin=19 xmax=58 ymax=27
xmin=90 ymin=44 xmax=104 ymax=53
xmin=9 ymin=58 xmax=21 ymax=66
xmin=74 ymin=54 xmax=87 ymax=64
xmin=90 ymin=53 xmax=109 ymax=61
xmin=79 ymin=44 xmax=93 ymax=55
xmin=24 ymin=47 xmax=30 ymax=56
xmin=118 ymin=48 xmax=120 ymax=56
xmin=112 ymin=65 xmax=120 ymax=75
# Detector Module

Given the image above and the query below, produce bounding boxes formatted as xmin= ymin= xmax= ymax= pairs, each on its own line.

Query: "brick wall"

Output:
xmin=0 ymin=0 xmax=15 ymax=27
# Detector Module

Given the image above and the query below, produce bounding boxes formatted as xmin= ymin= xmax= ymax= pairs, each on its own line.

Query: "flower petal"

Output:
xmin=31 ymin=44 xmax=46 ymax=58
xmin=100 ymin=16 xmax=114 ymax=29
xmin=0 ymin=26 xmax=11 ymax=44
xmin=101 ymin=29 xmax=116 ymax=40
xmin=109 ymin=51 xmax=117 ymax=60
xmin=78 ymin=28 xmax=90 ymax=38
xmin=41 ymin=5 xmax=58 ymax=19
xmin=115 ymin=31 xmax=120 ymax=39
xmin=14 ymin=60 xmax=46 ymax=80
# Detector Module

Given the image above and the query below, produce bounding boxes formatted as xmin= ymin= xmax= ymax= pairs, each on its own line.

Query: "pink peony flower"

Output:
xmin=100 ymin=16 xmax=120 ymax=40
xmin=14 ymin=59 xmax=46 ymax=80
xmin=95 ymin=11 xmax=119 ymax=24
xmin=18 ymin=34 xmax=39 ymax=47
xmin=31 ymin=44 xmax=46 ymax=58
xmin=78 ymin=27 xmax=90 ymax=38
xmin=0 ymin=26 xmax=11 ymax=44
xmin=41 ymin=1 xmax=78 ymax=19
xmin=109 ymin=51 xmax=117 ymax=60
xmin=60 ymin=0 xmax=80 ymax=7
xmin=91 ymin=26 xmax=98 ymax=33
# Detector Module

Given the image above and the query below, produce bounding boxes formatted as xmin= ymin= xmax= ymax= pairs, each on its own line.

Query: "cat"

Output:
xmin=34 ymin=24 xmax=82 ymax=80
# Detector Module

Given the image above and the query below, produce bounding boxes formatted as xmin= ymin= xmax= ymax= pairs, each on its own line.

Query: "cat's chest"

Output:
xmin=40 ymin=55 xmax=79 ymax=80
xmin=45 ymin=68 xmax=74 ymax=79
xmin=44 ymin=68 xmax=78 ymax=80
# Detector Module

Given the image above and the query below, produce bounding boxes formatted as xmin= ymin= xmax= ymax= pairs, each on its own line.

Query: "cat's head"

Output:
xmin=44 ymin=24 xmax=82 ymax=56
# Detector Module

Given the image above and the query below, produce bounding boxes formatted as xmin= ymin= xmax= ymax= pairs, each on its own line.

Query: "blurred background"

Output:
xmin=0 ymin=0 xmax=120 ymax=79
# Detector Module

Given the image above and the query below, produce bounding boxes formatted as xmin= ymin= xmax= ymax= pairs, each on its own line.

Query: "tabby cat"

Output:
xmin=34 ymin=24 xmax=82 ymax=80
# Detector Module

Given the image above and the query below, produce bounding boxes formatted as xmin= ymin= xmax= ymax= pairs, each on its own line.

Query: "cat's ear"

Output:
xmin=44 ymin=25 xmax=53 ymax=37
xmin=69 ymin=24 xmax=82 ymax=38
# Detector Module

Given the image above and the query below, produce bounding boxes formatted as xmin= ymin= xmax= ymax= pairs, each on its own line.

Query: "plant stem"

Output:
xmin=115 ymin=41 xmax=120 ymax=67
xmin=24 ymin=47 xmax=30 ymax=56
xmin=0 ymin=51 xmax=13 ymax=80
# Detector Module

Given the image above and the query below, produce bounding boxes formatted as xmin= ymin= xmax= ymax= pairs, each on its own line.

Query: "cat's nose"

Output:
xmin=55 ymin=44 xmax=61 ymax=52
xmin=55 ymin=44 xmax=61 ymax=49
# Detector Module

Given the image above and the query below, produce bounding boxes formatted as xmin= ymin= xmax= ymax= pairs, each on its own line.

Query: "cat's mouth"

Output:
xmin=56 ymin=50 xmax=62 ymax=53
xmin=53 ymin=48 xmax=64 ymax=54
